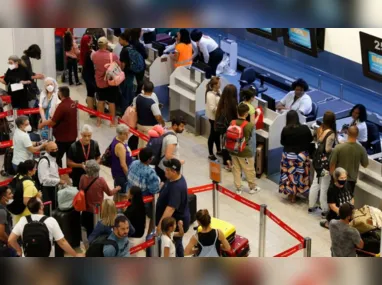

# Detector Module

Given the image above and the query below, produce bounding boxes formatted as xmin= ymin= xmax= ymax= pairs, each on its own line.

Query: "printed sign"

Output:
xmin=209 ymin=160 xmax=221 ymax=183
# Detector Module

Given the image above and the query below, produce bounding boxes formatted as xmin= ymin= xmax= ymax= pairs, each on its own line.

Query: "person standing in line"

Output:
xmin=38 ymin=86 xmax=78 ymax=168
xmin=160 ymin=217 xmax=184 ymax=258
xmin=22 ymin=44 xmax=44 ymax=81
xmin=156 ymin=159 xmax=190 ymax=257
xmin=103 ymin=215 xmax=132 ymax=257
xmin=190 ymin=29 xmax=224 ymax=78
xmin=229 ymin=103 xmax=260 ymax=195
xmin=205 ymin=76 xmax=222 ymax=161
xmin=64 ymin=31 xmax=81 ymax=86
xmin=91 ymin=36 xmax=120 ymax=127
xmin=133 ymin=80 xmax=165 ymax=149
xmin=329 ymin=203 xmax=364 ymax=257
xmin=0 ymin=187 xmax=15 ymax=257
xmin=129 ymin=28 xmax=148 ymax=96
xmin=329 ymin=126 xmax=369 ymax=195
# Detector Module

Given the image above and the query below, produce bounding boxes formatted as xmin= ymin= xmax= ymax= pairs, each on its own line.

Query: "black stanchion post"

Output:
xmin=304 ymin=237 xmax=312 ymax=257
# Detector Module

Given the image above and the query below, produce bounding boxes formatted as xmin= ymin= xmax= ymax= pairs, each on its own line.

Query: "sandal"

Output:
xmin=320 ymin=220 xmax=329 ymax=229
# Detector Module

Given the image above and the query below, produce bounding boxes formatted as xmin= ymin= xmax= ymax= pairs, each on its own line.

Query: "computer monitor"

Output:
xmin=282 ymin=28 xmax=325 ymax=57
xmin=261 ymin=94 xmax=276 ymax=111
xmin=360 ymin=32 xmax=382 ymax=82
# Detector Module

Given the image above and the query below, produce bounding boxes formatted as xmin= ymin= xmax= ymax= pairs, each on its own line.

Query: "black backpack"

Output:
xmin=22 ymin=215 xmax=52 ymax=257
xmin=86 ymin=235 xmax=119 ymax=257
xmin=146 ymin=132 xmax=177 ymax=166
xmin=312 ymin=131 xmax=334 ymax=178
xmin=7 ymin=175 xmax=32 ymax=215
xmin=215 ymin=114 xmax=229 ymax=135
xmin=34 ymin=156 xmax=50 ymax=190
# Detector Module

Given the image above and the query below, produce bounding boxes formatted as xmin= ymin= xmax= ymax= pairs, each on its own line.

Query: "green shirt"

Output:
xmin=245 ymin=102 xmax=255 ymax=115
xmin=329 ymin=142 xmax=369 ymax=182
xmin=230 ymin=119 xmax=254 ymax=158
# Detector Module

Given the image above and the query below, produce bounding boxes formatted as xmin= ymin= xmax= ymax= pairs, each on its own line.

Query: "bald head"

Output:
xmin=348 ymin=126 xmax=359 ymax=139
xmin=46 ymin=141 xmax=58 ymax=152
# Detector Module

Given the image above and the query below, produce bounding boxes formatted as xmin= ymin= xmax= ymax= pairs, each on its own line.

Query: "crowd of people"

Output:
xmin=0 ymin=28 xmax=378 ymax=258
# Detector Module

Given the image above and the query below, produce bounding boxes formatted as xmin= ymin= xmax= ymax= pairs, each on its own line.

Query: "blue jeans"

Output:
xmin=250 ymin=128 xmax=257 ymax=155
xmin=114 ymin=176 xmax=128 ymax=193
xmin=119 ymin=79 xmax=134 ymax=113
xmin=12 ymin=163 xmax=18 ymax=172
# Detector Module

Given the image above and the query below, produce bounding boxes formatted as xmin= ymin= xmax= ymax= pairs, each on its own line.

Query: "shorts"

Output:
xmin=144 ymin=201 xmax=153 ymax=219
xmin=97 ymin=86 xmax=120 ymax=104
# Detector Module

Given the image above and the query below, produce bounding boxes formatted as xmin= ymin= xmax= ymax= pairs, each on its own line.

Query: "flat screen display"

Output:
xmin=368 ymin=51 xmax=382 ymax=76
xmin=288 ymin=28 xmax=312 ymax=49
xmin=259 ymin=28 xmax=272 ymax=34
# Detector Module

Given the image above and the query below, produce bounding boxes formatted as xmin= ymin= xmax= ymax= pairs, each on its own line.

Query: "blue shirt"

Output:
xmin=126 ymin=160 xmax=160 ymax=196
xmin=155 ymin=176 xmax=190 ymax=227
xmin=88 ymin=220 xmax=136 ymax=244
xmin=103 ymin=232 xmax=130 ymax=257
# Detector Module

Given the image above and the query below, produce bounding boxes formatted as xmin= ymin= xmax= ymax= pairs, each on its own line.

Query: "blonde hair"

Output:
xmin=101 ymin=199 xmax=117 ymax=226
xmin=205 ymin=76 xmax=220 ymax=102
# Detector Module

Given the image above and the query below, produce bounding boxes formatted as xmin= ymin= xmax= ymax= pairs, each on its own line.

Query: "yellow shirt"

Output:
xmin=175 ymin=43 xmax=193 ymax=67
xmin=14 ymin=177 xmax=38 ymax=224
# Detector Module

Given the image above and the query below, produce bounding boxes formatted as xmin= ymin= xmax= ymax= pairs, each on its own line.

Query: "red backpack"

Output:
xmin=225 ymin=120 xmax=249 ymax=154
xmin=73 ymin=178 xmax=98 ymax=212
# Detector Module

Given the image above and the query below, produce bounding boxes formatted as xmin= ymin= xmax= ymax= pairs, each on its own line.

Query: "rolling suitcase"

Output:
xmin=52 ymin=208 xmax=82 ymax=248
xmin=255 ymin=144 xmax=264 ymax=178
xmin=223 ymin=235 xmax=250 ymax=257
xmin=188 ymin=194 xmax=197 ymax=224
xmin=198 ymin=217 xmax=236 ymax=244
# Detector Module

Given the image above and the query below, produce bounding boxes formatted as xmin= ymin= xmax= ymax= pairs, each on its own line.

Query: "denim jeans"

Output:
xmin=119 ymin=79 xmax=134 ymax=113
xmin=250 ymin=128 xmax=257 ymax=156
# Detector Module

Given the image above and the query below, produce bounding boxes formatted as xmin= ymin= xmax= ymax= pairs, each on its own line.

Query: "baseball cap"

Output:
xmin=163 ymin=159 xmax=181 ymax=172
xmin=98 ymin=37 xmax=108 ymax=45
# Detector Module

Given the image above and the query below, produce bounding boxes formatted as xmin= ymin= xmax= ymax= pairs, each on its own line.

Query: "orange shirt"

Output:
xmin=175 ymin=43 xmax=193 ymax=67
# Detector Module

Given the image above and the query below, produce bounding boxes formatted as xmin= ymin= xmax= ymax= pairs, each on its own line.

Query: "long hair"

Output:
xmin=321 ymin=110 xmax=337 ymax=133
xmin=215 ymin=84 xmax=238 ymax=122
xmin=101 ymin=199 xmax=117 ymax=227
xmin=80 ymin=34 xmax=92 ymax=66
xmin=128 ymin=186 xmax=145 ymax=209
xmin=64 ymin=31 xmax=73 ymax=52
xmin=24 ymin=44 xmax=41 ymax=59
xmin=286 ymin=110 xmax=300 ymax=128
xmin=350 ymin=104 xmax=367 ymax=122
xmin=205 ymin=77 xmax=220 ymax=103
xmin=178 ymin=28 xmax=191 ymax=44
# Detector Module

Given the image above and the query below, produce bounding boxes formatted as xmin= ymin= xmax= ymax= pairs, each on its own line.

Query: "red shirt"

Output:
xmin=55 ymin=28 xmax=74 ymax=37
xmin=51 ymin=97 xmax=78 ymax=142
xmin=79 ymin=176 xmax=114 ymax=213
xmin=91 ymin=50 xmax=119 ymax=89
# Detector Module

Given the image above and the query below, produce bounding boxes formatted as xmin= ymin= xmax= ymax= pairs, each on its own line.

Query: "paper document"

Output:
xmin=11 ymin=83 xmax=23 ymax=92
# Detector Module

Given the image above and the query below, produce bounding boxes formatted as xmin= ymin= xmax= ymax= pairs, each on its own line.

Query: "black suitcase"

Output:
xmin=52 ymin=208 xmax=82 ymax=248
xmin=188 ymin=194 xmax=197 ymax=224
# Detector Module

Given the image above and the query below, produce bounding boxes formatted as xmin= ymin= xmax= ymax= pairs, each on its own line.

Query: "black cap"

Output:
xmin=163 ymin=158 xmax=182 ymax=172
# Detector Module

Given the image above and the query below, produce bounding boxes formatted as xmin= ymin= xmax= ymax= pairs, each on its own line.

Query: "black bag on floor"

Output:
xmin=52 ymin=208 xmax=82 ymax=248
xmin=86 ymin=235 xmax=119 ymax=257
xmin=0 ymin=133 xmax=10 ymax=155
xmin=3 ymin=147 xmax=15 ymax=176
xmin=188 ymin=194 xmax=197 ymax=224
xmin=358 ymin=229 xmax=381 ymax=257
xmin=22 ymin=215 xmax=51 ymax=257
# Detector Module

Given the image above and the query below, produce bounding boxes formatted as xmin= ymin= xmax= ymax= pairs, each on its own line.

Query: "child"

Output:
xmin=161 ymin=217 xmax=184 ymax=257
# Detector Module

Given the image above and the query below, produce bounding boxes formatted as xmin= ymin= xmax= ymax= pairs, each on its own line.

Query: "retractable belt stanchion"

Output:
xmin=151 ymin=195 xmax=159 ymax=257
xmin=212 ymin=182 xmax=220 ymax=219
xmin=303 ymin=237 xmax=312 ymax=257
xmin=94 ymin=204 xmax=101 ymax=228
xmin=258 ymin=204 xmax=267 ymax=257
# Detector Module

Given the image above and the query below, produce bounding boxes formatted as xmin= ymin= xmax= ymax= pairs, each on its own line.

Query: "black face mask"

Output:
xmin=49 ymin=151 xmax=58 ymax=158
xmin=338 ymin=180 xmax=346 ymax=186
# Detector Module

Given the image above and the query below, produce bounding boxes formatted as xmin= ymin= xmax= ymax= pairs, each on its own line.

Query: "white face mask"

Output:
xmin=24 ymin=125 xmax=32 ymax=132
xmin=46 ymin=85 xmax=55 ymax=92
xmin=6 ymin=199 xmax=13 ymax=205
xmin=8 ymin=64 xmax=16 ymax=70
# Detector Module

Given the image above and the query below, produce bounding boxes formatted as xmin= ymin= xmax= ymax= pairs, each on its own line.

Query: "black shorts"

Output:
xmin=97 ymin=86 xmax=120 ymax=103
xmin=145 ymin=201 xmax=153 ymax=219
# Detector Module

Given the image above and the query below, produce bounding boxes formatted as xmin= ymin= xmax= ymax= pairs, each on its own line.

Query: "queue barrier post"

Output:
xmin=258 ymin=204 xmax=267 ymax=257
xmin=94 ymin=204 xmax=101 ymax=228
xmin=212 ymin=182 xmax=219 ymax=219
xmin=151 ymin=195 xmax=159 ymax=257
xmin=303 ymin=237 xmax=312 ymax=257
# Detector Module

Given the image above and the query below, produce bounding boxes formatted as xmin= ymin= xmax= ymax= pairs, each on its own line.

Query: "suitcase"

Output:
xmin=52 ymin=208 xmax=82 ymax=248
xmin=188 ymin=194 xmax=197 ymax=224
xmin=156 ymin=34 xmax=175 ymax=45
xmin=255 ymin=144 xmax=264 ymax=178
xmin=223 ymin=235 xmax=250 ymax=257
xmin=198 ymin=218 xmax=236 ymax=244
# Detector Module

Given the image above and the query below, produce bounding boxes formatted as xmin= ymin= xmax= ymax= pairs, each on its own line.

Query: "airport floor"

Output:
xmin=0 ymin=83 xmax=333 ymax=257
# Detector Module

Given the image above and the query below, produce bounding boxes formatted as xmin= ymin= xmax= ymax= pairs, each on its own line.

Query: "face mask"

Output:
xmin=24 ymin=125 xmax=32 ymax=132
xmin=46 ymin=85 xmax=54 ymax=92
xmin=49 ymin=151 xmax=58 ymax=158
xmin=6 ymin=199 xmax=13 ymax=205
xmin=338 ymin=180 xmax=346 ymax=186
xmin=8 ymin=64 xmax=16 ymax=70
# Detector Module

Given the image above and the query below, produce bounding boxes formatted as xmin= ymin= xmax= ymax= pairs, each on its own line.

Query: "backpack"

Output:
xmin=3 ymin=147 xmax=15 ymax=176
xmin=147 ymin=132 xmax=177 ymax=166
xmin=121 ymin=106 xmax=138 ymax=129
xmin=86 ymin=235 xmax=119 ymax=257
xmin=312 ymin=131 xmax=334 ymax=178
xmin=126 ymin=46 xmax=145 ymax=74
xmin=104 ymin=52 xmax=125 ymax=86
xmin=7 ymin=175 xmax=32 ymax=215
xmin=73 ymin=178 xmax=98 ymax=212
xmin=101 ymin=143 xmax=113 ymax=168
xmin=215 ymin=115 xmax=229 ymax=135
xmin=225 ymin=120 xmax=249 ymax=154
xmin=34 ymin=156 xmax=50 ymax=191
xmin=22 ymin=215 xmax=51 ymax=257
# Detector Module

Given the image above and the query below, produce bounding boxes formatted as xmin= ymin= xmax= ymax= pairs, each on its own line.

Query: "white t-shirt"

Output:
xmin=280 ymin=91 xmax=312 ymax=115
xmin=159 ymin=131 xmax=179 ymax=171
xmin=12 ymin=214 xmax=65 ymax=257
xmin=12 ymin=128 xmax=33 ymax=165
xmin=353 ymin=121 xmax=368 ymax=143
xmin=197 ymin=36 xmax=219 ymax=63
xmin=161 ymin=234 xmax=176 ymax=257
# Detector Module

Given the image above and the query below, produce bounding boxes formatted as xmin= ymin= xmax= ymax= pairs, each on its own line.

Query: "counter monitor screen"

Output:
xmin=360 ymin=31 xmax=382 ymax=82
xmin=246 ymin=28 xmax=282 ymax=41
xmin=368 ymin=52 xmax=382 ymax=76
xmin=261 ymin=94 xmax=276 ymax=112
xmin=288 ymin=28 xmax=312 ymax=49
xmin=282 ymin=28 xmax=325 ymax=57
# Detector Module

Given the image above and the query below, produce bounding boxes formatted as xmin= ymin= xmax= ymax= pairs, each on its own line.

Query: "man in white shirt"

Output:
xmin=38 ymin=142 xmax=68 ymax=214
xmin=8 ymin=197 xmax=82 ymax=257
xmin=12 ymin=115 xmax=47 ymax=171
xmin=190 ymin=29 xmax=224 ymax=78
xmin=276 ymin=78 xmax=312 ymax=115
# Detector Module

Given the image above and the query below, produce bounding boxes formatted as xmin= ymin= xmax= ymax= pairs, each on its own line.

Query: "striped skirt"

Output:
xmin=279 ymin=151 xmax=311 ymax=195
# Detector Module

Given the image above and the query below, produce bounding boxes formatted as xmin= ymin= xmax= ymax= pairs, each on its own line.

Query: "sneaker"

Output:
xmin=308 ymin=207 xmax=317 ymax=213
xmin=208 ymin=155 xmax=217 ymax=161
xmin=249 ymin=187 xmax=260 ymax=194
xmin=236 ymin=188 xmax=242 ymax=195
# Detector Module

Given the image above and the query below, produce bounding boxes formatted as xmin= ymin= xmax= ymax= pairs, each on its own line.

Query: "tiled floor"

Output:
xmin=1 ymin=82 xmax=332 ymax=257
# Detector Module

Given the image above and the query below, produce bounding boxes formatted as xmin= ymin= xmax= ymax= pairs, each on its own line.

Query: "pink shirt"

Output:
xmin=91 ymin=50 xmax=119 ymax=89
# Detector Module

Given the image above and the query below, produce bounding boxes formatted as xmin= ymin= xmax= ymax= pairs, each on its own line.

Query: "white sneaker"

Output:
xmin=236 ymin=188 xmax=242 ymax=195
xmin=249 ymin=187 xmax=261 ymax=194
